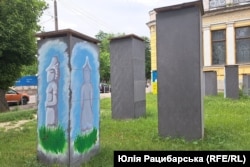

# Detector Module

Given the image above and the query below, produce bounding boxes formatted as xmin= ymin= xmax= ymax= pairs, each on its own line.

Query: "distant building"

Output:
xmin=147 ymin=0 xmax=250 ymax=91
xmin=203 ymin=0 xmax=250 ymax=91
xmin=146 ymin=10 xmax=157 ymax=94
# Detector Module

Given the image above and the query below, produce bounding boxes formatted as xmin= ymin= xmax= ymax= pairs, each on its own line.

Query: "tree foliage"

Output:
xmin=142 ymin=36 xmax=151 ymax=80
xmin=0 ymin=0 xmax=47 ymax=111
xmin=21 ymin=59 xmax=38 ymax=76
xmin=0 ymin=0 xmax=46 ymax=90
xmin=95 ymin=31 xmax=113 ymax=82
xmin=95 ymin=31 xmax=151 ymax=82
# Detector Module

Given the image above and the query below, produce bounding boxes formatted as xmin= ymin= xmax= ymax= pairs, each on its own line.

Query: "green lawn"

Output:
xmin=0 ymin=93 xmax=250 ymax=167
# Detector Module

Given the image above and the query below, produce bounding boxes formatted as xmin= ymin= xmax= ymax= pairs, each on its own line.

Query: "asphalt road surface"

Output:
xmin=9 ymin=93 xmax=112 ymax=111
xmin=10 ymin=85 xmax=151 ymax=111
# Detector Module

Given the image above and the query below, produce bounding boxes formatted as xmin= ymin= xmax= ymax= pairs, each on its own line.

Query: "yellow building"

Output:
xmin=203 ymin=0 xmax=250 ymax=90
xmin=147 ymin=0 xmax=250 ymax=92
xmin=147 ymin=10 xmax=157 ymax=94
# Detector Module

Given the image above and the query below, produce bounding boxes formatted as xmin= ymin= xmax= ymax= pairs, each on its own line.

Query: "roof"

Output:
xmin=36 ymin=29 xmax=100 ymax=44
xmin=110 ymin=34 xmax=144 ymax=42
xmin=146 ymin=20 xmax=156 ymax=27
xmin=204 ymin=2 xmax=250 ymax=16
xmin=154 ymin=0 xmax=204 ymax=15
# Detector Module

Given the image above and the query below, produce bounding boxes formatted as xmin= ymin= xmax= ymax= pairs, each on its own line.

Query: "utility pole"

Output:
xmin=54 ymin=0 xmax=58 ymax=30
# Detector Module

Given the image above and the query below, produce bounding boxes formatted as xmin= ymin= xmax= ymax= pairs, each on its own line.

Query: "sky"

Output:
xmin=39 ymin=0 xmax=194 ymax=38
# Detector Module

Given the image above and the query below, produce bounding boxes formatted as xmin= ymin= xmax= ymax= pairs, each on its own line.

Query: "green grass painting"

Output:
xmin=38 ymin=126 xmax=67 ymax=154
xmin=74 ymin=128 xmax=98 ymax=153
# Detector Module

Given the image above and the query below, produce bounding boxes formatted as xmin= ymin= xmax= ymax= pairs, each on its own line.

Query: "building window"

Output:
xmin=233 ymin=0 xmax=250 ymax=5
xmin=212 ymin=30 xmax=226 ymax=65
xmin=209 ymin=0 xmax=226 ymax=9
xmin=236 ymin=26 xmax=250 ymax=63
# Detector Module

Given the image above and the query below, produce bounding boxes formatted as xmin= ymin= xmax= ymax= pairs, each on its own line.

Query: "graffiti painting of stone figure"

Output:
xmin=45 ymin=56 xmax=59 ymax=127
xmin=37 ymin=30 xmax=100 ymax=166
xmin=81 ymin=57 xmax=94 ymax=132
xmin=37 ymin=39 xmax=69 ymax=159
xmin=71 ymin=41 xmax=99 ymax=155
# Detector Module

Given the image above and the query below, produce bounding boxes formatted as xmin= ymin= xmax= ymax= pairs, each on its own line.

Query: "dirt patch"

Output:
xmin=0 ymin=115 xmax=37 ymax=131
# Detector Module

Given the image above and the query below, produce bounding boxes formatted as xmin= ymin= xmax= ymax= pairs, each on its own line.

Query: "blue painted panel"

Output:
xmin=38 ymin=39 xmax=69 ymax=130
xmin=70 ymin=41 xmax=100 ymax=143
xmin=37 ymin=39 xmax=70 ymax=158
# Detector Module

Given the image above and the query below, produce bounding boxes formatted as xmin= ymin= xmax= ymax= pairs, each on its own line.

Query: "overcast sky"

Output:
xmin=39 ymin=0 xmax=193 ymax=38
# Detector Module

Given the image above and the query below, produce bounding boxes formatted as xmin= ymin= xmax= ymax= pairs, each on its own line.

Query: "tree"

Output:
xmin=21 ymin=59 xmax=38 ymax=76
xmin=0 ymin=0 xmax=47 ymax=112
xmin=142 ymin=36 xmax=151 ymax=80
xmin=95 ymin=31 xmax=118 ymax=82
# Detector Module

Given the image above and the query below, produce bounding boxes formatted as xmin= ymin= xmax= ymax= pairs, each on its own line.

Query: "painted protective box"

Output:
xmin=36 ymin=29 xmax=100 ymax=166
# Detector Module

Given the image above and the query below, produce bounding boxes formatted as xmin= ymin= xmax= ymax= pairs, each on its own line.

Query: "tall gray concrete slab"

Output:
xmin=110 ymin=34 xmax=146 ymax=119
xmin=204 ymin=71 xmax=217 ymax=96
xmin=243 ymin=74 xmax=250 ymax=96
xmin=224 ymin=65 xmax=239 ymax=99
xmin=155 ymin=1 xmax=204 ymax=140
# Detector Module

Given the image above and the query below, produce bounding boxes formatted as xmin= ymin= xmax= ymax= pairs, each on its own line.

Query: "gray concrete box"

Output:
xmin=243 ymin=74 xmax=250 ymax=96
xmin=110 ymin=34 xmax=146 ymax=119
xmin=204 ymin=71 xmax=217 ymax=96
xmin=155 ymin=1 xmax=204 ymax=140
xmin=224 ymin=65 xmax=239 ymax=99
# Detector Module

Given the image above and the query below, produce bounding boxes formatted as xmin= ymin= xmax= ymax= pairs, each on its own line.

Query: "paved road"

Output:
xmin=28 ymin=93 xmax=112 ymax=104
xmin=10 ymin=85 xmax=151 ymax=111
xmin=9 ymin=93 xmax=112 ymax=111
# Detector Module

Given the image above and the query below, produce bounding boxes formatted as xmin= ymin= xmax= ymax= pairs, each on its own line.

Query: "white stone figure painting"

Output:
xmin=45 ymin=56 xmax=59 ymax=127
xmin=70 ymin=41 xmax=99 ymax=155
xmin=38 ymin=39 xmax=69 ymax=161
xmin=81 ymin=57 xmax=93 ymax=132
